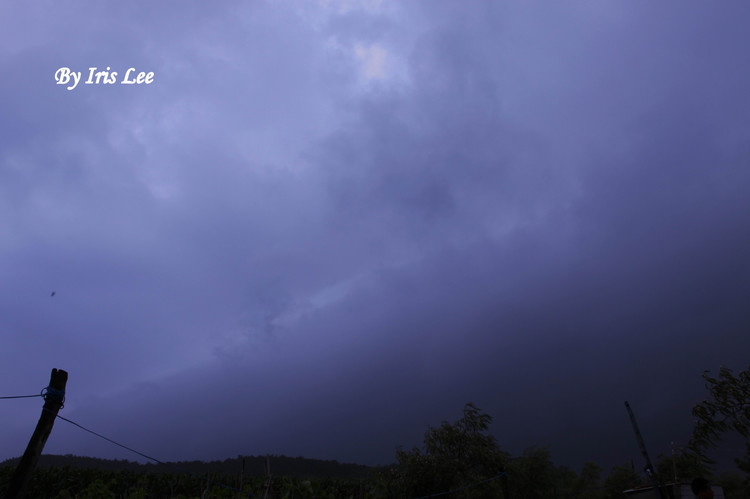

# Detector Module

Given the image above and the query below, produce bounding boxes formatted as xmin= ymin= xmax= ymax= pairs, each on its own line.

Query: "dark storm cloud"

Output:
xmin=2 ymin=0 xmax=749 ymax=474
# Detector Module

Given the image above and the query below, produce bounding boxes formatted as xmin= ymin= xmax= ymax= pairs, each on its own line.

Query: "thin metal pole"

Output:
xmin=625 ymin=401 xmax=665 ymax=499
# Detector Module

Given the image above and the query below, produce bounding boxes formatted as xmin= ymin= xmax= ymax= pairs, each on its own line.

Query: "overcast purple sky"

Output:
xmin=2 ymin=1 xmax=749 ymax=473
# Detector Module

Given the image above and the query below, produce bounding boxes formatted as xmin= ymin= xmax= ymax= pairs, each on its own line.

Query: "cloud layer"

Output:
xmin=1 ymin=1 xmax=749 ymax=470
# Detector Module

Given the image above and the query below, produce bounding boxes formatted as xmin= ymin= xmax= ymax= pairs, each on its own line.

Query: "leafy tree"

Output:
xmin=546 ymin=463 xmax=605 ymax=499
xmin=574 ymin=461 xmax=605 ymax=499
xmin=736 ymin=441 xmax=750 ymax=475
xmin=551 ymin=465 xmax=579 ymax=499
xmin=507 ymin=446 xmax=555 ymax=499
xmin=716 ymin=469 xmax=750 ymax=499
xmin=688 ymin=365 xmax=750 ymax=466
xmin=602 ymin=463 xmax=644 ymax=499
xmin=654 ymin=451 xmax=706 ymax=484
xmin=391 ymin=402 xmax=508 ymax=498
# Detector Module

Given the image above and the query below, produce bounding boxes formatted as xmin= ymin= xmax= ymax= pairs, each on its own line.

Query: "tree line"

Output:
xmin=1 ymin=365 xmax=748 ymax=498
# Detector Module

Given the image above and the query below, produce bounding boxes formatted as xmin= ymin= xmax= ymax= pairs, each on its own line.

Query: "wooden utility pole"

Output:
xmin=7 ymin=368 xmax=68 ymax=499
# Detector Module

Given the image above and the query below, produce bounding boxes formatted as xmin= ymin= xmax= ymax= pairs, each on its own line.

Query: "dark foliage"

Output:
xmin=689 ymin=365 xmax=750 ymax=466
xmin=0 ymin=453 xmax=373 ymax=479
xmin=387 ymin=402 xmax=508 ymax=498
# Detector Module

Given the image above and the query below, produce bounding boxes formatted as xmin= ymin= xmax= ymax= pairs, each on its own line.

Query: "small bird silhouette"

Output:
xmin=50 ymin=291 xmax=56 ymax=297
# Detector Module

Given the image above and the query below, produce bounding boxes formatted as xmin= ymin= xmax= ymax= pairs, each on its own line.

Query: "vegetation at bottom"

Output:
xmin=0 ymin=449 xmax=748 ymax=499
xmin=1 ymin=365 xmax=749 ymax=498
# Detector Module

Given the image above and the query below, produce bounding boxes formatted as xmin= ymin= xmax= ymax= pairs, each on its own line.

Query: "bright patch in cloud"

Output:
xmin=354 ymin=43 xmax=389 ymax=82
xmin=315 ymin=0 xmax=385 ymax=15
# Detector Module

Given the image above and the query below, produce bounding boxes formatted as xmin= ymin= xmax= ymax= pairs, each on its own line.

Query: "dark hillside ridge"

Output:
xmin=0 ymin=454 xmax=380 ymax=479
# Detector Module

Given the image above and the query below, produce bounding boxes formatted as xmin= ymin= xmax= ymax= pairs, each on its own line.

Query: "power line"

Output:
xmin=53 ymin=413 xmax=168 ymax=465
xmin=0 ymin=394 xmax=42 ymax=400
xmin=51 ymin=412 xmax=255 ymax=498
